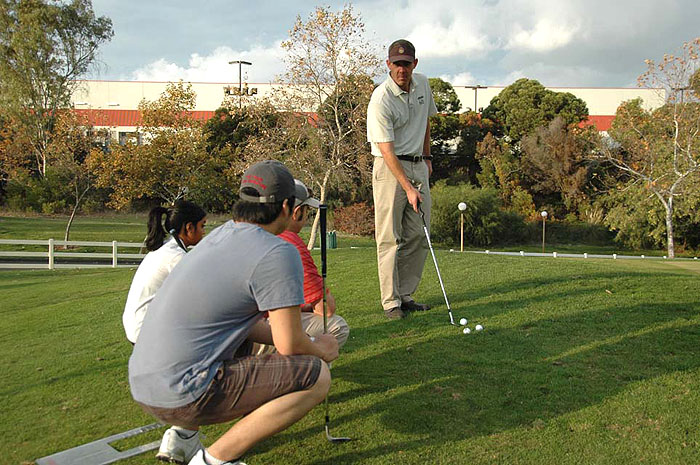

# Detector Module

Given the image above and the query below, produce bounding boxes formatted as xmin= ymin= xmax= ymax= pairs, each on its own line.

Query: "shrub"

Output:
xmin=430 ymin=181 xmax=527 ymax=246
xmin=333 ymin=201 xmax=374 ymax=236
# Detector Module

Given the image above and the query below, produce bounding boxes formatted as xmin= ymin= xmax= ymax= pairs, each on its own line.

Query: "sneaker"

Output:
xmin=401 ymin=301 xmax=431 ymax=312
xmin=384 ymin=306 xmax=406 ymax=319
xmin=156 ymin=427 xmax=203 ymax=464
xmin=187 ymin=449 xmax=247 ymax=465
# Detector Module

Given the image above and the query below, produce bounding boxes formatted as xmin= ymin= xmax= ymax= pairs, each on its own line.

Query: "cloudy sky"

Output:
xmin=89 ymin=0 xmax=700 ymax=88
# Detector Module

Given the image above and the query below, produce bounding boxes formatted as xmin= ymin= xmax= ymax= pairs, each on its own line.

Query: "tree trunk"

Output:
xmin=307 ymin=170 xmax=330 ymax=250
xmin=64 ymin=185 xmax=90 ymax=246
xmin=665 ymin=197 xmax=675 ymax=259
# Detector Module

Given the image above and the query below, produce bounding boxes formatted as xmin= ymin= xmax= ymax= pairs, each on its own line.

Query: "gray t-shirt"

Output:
xmin=128 ymin=220 xmax=304 ymax=408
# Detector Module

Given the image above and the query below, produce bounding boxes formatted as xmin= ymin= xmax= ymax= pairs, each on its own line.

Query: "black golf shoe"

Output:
xmin=384 ymin=306 xmax=406 ymax=319
xmin=401 ymin=301 xmax=431 ymax=312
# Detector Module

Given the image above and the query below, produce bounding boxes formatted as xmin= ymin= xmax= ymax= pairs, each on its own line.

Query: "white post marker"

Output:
xmin=112 ymin=241 xmax=118 ymax=268
xmin=48 ymin=238 xmax=54 ymax=270
xmin=541 ymin=211 xmax=548 ymax=253
xmin=458 ymin=202 xmax=467 ymax=252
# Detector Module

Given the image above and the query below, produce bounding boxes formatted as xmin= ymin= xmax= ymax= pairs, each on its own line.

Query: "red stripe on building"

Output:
xmin=580 ymin=115 xmax=615 ymax=131
xmin=72 ymin=109 xmax=215 ymax=127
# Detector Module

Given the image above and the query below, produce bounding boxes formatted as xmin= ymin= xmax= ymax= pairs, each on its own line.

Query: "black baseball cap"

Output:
xmin=388 ymin=39 xmax=415 ymax=63
xmin=239 ymin=160 xmax=295 ymax=203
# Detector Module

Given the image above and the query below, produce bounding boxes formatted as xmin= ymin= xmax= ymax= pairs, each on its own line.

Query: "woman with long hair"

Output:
xmin=123 ymin=200 xmax=207 ymax=344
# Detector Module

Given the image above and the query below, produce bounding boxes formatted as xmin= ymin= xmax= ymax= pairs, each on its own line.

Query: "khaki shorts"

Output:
xmin=137 ymin=353 xmax=322 ymax=429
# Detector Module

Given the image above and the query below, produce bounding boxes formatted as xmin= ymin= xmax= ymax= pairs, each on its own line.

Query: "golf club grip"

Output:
xmin=320 ymin=205 xmax=327 ymax=277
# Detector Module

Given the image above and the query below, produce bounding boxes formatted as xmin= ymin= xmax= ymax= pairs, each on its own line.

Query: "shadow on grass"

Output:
xmin=249 ymin=268 xmax=700 ymax=463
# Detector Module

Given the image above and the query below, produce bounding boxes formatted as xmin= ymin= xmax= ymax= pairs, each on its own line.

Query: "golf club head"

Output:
xmin=325 ymin=425 xmax=352 ymax=443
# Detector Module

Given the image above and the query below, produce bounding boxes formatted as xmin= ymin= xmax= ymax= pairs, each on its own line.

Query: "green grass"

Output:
xmin=3 ymin=247 xmax=700 ymax=464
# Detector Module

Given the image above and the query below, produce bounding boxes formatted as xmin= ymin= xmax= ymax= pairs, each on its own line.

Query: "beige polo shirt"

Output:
xmin=367 ymin=72 xmax=437 ymax=157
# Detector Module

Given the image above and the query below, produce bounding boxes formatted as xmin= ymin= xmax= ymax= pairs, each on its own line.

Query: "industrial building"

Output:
xmin=70 ymin=80 xmax=666 ymax=144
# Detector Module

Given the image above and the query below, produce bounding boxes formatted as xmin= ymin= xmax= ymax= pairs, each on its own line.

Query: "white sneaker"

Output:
xmin=156 ymin=427 xmax=203 ymax=464
xmin=186 ymin=449 xmax=247 ymax=465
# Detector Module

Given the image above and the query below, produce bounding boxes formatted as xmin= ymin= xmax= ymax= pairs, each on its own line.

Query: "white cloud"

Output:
xmin=506 ymin=18 xmax=579 ymax=52
xmin=129 ymin=44 xmax=285 ymax=83
xmin=439 ymin=71 xmax=477 ymax=86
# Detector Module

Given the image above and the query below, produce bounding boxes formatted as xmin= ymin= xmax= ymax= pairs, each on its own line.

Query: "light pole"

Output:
xmin=672 ymin=86 xmax=691 ymax=104
xmin=458 ymin=202 xmax=467 ymax=252
xmin=228 ymin=60 xmax=252 ymax=109
xmin=541 ymin=211 xmax=548 ymax=253
xmin=465 ymin=85 xmax=487 ymax=112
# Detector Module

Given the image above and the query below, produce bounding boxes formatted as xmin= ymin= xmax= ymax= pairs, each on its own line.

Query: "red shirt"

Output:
xmin=279 ymin=231 xmax=324 ymax=305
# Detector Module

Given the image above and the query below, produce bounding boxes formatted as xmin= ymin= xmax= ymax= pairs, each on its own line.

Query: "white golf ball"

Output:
xmin=463 ymin=327 xmax=471 ymax=334
xmin=475 ymin=324 xmax=483 ymax=331
xmin=459 ymin=318 xmax=467 ymax=326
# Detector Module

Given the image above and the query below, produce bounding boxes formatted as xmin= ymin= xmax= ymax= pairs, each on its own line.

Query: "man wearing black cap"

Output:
xmin=367 ymin=39 xmax=438 ymax=320
xmin=129 ymin=160 xmax=339 ymax=465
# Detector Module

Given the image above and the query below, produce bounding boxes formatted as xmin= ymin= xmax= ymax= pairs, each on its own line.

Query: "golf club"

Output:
xmin=416 ymin=197 xmax=456 ymax=326
xmin=319 ymin=204 xmax=352 ymax=443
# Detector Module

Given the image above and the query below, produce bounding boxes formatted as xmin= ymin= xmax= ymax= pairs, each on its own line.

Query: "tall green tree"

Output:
xmin=482 ymin=78 xmax=588 ymax=145
xmin=0 ymin=0 xmax=113 ymax=177
xmin=477 ymin=78 xmax=590 ymax=217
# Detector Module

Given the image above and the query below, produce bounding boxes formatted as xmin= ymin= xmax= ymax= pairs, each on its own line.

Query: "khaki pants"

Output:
xmin=372 ymin=157 xmax=431 ymax=310
xmin=255 ymin=312 xmax=350 ymax=355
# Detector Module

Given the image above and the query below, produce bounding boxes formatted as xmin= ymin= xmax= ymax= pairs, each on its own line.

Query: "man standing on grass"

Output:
xmin=129 ymin=160 xmax=338 ymax=465
xmin=367 ymin=39 xmax=438 ymax=320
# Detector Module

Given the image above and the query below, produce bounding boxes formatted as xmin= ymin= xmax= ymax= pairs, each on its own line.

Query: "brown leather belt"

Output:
xmin=396 ymin=154 xmax=425 ymax=163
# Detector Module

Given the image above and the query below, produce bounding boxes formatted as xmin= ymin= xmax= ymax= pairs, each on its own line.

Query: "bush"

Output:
xmin=522 ymin=220 xmax=615 ymax=246
xmin=431 ymin=181 xmax=527 ymax=246
xmin=333 ymin=201 xmax=374 ymax=236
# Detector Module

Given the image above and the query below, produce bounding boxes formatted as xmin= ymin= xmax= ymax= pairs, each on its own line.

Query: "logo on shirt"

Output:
xmin=418 ymin=95 xmax=425 ymax=105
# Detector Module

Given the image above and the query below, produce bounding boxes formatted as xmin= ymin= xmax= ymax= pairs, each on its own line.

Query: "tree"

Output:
xmin=0 ymin=0 xmax=113 ymax=177
xmin=476 ymin=132 xmax=536 ymax=218
xmin=201 ymin=102 xmax=281 ymax=212
xmin=596 ymin=94 xmax=700 ymax=257
xmin=521 ymin=117 xmax=599 ymax=216
xmin=90 ymin=82 xmax=214 ymax=209
xmin=429 ymin=77 xmax=461 ymax=113
xmin=45 ymin=110 xmax=102 ymax=242
xmin=476 ymin=78 xmax=590 ymax=217
xmin=275 ymin=5 xmax=381 ymax=248
xmin=482 ymin=78 xmax=588 ymax=146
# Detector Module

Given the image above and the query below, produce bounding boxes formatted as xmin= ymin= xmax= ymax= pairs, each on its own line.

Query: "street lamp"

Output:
xmin=672 ymin=86 xmax=691 ymax=104
xmin=541 ymin=211 xmax=548 ymax=253
xmin=458 ymin=202 xmax=467 ymax=252
xmin=464 ymin=85 xmax=487 ymax=113
xmin=228 ymin=60 xmax=252 ymax=109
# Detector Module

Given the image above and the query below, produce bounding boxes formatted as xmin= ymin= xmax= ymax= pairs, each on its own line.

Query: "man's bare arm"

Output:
xmin=267 ymin=306 xmax=338 ymax=362
xmin=423 ymin=121 xmax=432 ymax=177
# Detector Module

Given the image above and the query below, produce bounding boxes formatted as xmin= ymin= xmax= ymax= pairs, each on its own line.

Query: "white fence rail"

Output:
xmin=0 ymin=239 xmax=146 ymax=269
xmin=466 ymin=250 xmax=699 ymax=260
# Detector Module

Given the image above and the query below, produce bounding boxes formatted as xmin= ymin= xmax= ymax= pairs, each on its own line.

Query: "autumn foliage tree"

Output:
xmin=275 ymin=5 xmax=381 ymax=247
xmin=90 ymin=82 xmax=213 ymax=209
xmin=595 ymin=38 xmax=700 ymax=258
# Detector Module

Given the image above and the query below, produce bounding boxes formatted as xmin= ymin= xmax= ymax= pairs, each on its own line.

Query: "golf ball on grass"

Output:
xmin=459 ymin=318 xmax=467 ymax=326
xmin=463 ymin=327 xmax=471 ymax=334
xmin=475 ymin=324 xmax=483 ymax=331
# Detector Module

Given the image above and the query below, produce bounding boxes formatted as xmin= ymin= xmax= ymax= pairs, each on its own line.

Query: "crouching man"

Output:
xmin=128 ymin=160 xmax=339 ymax=465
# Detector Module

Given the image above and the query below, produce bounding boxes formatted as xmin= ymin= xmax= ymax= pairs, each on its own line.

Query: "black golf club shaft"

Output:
xmin=318 ymin=205 xmax=351 ymax=443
